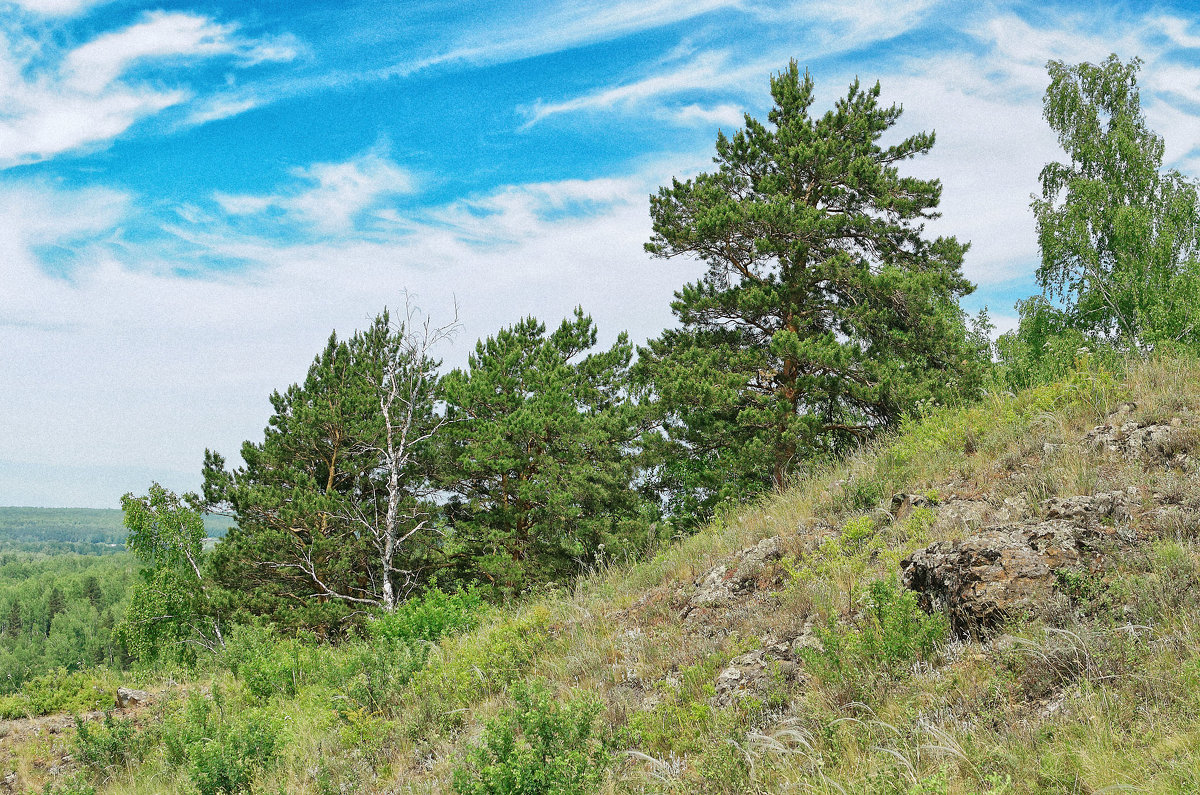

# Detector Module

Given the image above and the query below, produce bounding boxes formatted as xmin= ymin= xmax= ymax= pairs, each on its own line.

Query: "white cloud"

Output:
xmin=662 ymin=102 xmax=745 ymax=128
xmin=753 ymin=0 xmax=939 ymax=47
xmin=64 ymin=12 xmax=237 ymax=93
xmin=4 ymin=0 xmax=108 ymax=16
xmin=522 ymin=50 xmax=767 ymax=127
xmin=214 ymin=149 xmax=416 ymax=234
xmin=0 ymin=12 xmax=300 ymax=166
xmin=0 ymin=164 xmax=705 ymax=505
xmin=415 ymin=0 xmax=739 ymax=72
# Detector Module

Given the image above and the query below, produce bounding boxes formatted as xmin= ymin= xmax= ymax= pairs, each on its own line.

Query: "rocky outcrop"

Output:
xmin=682 ymin=536 xmax=784 ymax=617
xmin=116 ymin=687 xmax=149 ymax=709
xmin=1041 ymin=490 xmax=1135 ymax=524
xmin=901 ymin=520 xmax=1100 ymax=635
xmin=1084 ymin=405 xmax=1197 ymax=466
xmin=713 ymin=642 xmax=800 ymax=705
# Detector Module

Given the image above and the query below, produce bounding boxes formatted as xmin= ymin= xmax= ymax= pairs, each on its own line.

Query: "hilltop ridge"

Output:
xmin=6 ymin=355 xmax=1200 ymax=793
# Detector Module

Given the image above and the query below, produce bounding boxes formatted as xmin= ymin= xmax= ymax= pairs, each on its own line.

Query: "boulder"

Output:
xmin=713 ymin=642 xmax=799 ymax=705
xmin=938 ymin=498 xmax=991 ymax=531
xmin=901 ymin=521 xmax=1093 ymax=635
xmin=1085 ymin=412 xmax=1196 ymax=465
xmin=116 ymin=687 xmax=149 ymax=709
xmin=685 ymin=536 xmax=783 ymax=613
xmin=1042 ymin=490 xmax=1134 ymax=523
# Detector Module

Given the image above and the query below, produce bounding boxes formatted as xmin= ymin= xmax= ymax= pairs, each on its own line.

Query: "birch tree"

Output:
xmin=203 ymin=303 xmax=457 ymax=623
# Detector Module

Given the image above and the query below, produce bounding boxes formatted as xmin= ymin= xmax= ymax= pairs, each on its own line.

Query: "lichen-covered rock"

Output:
xmin=1085 ymin=410 xmax=1196 ymax=465
xmin=901 ymin=521 xmax=1091 ymax=635
xmin=685 ymin=536 xmax=784 ymax=613
xmin=713 ymin=642 xmax=799 ymax=705
xmin=116 ymin=687 xmax=149 ymax=709
xmin=1042 ymin=489 xmax=1135 ymax=523
xmin=938 ymin=498 xmax=991 ymax=531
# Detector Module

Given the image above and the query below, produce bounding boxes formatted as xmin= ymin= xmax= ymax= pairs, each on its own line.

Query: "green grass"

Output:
xmin=10 ymin=354 xmax=1200 ymax=794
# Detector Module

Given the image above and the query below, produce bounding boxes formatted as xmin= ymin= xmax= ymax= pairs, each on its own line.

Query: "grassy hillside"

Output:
xmin=9 ymin=356 xmax=1200 ymax=794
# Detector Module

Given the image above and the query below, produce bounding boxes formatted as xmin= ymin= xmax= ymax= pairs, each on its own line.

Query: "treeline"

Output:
xmin=122 ymin=54 xmax=1200 ymax=655
xmin=130 ymin=62 xmax=992 ymax=646
xmin=0 ymin=507 xmax=231 ymax=556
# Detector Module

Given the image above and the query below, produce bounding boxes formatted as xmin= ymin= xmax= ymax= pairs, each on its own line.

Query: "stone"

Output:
xmin=1041 ymin=490 xmax=1134 ymax=523
xmin=116 ymin=687 xmax=149 ymax=709
xmin=1085 ymin=412 xmax=1196 ymax=465
xmin=938 ymin=498 xmax=991 ymax=531
xmin=713 ymin=645 xmax=799 ymax=706
xmin=901 ymin=520 xmax=1093 ymax=635
xmin=890 ymin=493 xmax=932 ymax=521
xmin=684 ymin=536 xmax=784 ymax=614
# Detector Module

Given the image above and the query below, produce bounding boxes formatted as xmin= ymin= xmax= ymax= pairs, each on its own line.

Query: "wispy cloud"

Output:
xmin=413 ymin=0 xmax=740 ymax=72
xmin=751 ymin=0 xmax=940 ymax=48
xmin=0 ymin=11 xmax=300 ymax=166
xmin=4 ymin=0 xmax=110 ymax=16
xmin=521 ymin=50 xmax=764 ymax=127
xmin=214 ymin=148 xmax=416 ymax=234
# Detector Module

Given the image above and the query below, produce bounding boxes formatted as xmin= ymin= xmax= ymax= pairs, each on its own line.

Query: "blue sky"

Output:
xmin=2 ymin=0 xmax=1199 ymax=507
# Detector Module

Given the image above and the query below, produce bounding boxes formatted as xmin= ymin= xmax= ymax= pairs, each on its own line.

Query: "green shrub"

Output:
xmin=221 ymin=623 xmax=312 ymax=701
xmin=804 ymin=578 xmax=947 ymax=684
xmin=452 ymin=679 xmax=610 ymax=795
xmin=0 ymin=668 xmax=113 ymax=719
xmin=41 ymin=775 xmax=97 ymax=795
xmin=162 ymin=686 xmax=282 ymax=795
xmin=74 ymin=712 xmax=150 ymax=775
xmin=404 ymin=607 xmax=553 ymax=736
xmin=367 ymin=583 xmax=486 ymax=644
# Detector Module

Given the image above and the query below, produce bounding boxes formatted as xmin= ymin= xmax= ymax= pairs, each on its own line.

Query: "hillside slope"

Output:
xmin=8 ymin=356 xmax=1200 ymax=794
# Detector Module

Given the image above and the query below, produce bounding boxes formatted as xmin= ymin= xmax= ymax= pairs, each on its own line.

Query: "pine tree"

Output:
xmin=438 ymin=309 xmax=652 ymax=594
xmin=204 ymin=306 xmax=452 ymax=625
xmin=639 ymin=62 xmax=983 ymax=522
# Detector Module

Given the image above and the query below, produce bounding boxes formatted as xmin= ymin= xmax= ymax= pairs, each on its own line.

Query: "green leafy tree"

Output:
xmin=204 ymin=305 xmax=454 ymax=624
xmin=439 ymin=310 xmax=653 ymax=594
xmin=5 ymin=601 xmax=20 ymax=639
xmin=1031 ymin=54 xmax=1200 ymax=347
xmin=639 ymin=62 xmax=982 ymax=522
xmin=117 ymin=483 xmax=224 ymax=663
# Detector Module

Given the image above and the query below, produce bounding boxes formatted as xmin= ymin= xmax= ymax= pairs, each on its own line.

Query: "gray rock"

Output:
xmin=685 ymin=536 xmax=784 ymax=613
xmin=1041 ymin=490 xmax=1134 ymax=523
xmin=938 ymin=498 xmax=991 ymax=531
xmin=901 ymin=520 xmax=1090 ymax=635
xmin=713 ymin=646 xmax=799 ymax=705
xmin=1085 ymin=414 xmax=1196 ymax=465
xmin=116 ymin=687 xmax=149 ymax=709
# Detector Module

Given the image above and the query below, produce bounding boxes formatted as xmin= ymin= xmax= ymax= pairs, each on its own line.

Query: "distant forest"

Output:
xmin=0 ymin=507 xmax=231 ymax=556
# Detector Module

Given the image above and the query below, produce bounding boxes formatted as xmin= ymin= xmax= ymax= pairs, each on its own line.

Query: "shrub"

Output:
xmin=804 ymin=578 xmax=947 ymax=685
xmin=452 ymin=679 xmax=611 ymax=795
xmin=0 ymin=668 xmax=113 ymax=719
xmin=367 ymin=583 xmax=486 ymax=644
xmin=74 ymin=712 xmax=150 ymax=776
xmin=221 ymin=623 xmax=312 ymax=701
xmin=162 ymin=686 xmax=282 ymax=795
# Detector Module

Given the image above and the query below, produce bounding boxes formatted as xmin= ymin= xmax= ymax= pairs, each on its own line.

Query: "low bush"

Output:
xmin=74 ymin=711 xmax=151 ymax=776
xmin=162 ymin=686 xmax=283 ymax=795
xmin=366 ymin=582 xmax=486 ymax=644
xmin=803 ymin=578 xmax=948 ymax=689
xmin=0 ymin=668 xmax=113 ymax=719
xmin=452 ymin=679 xmax=611 ymax=795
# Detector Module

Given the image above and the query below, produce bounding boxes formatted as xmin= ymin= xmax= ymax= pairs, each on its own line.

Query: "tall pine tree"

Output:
xmin=438 ymin=310 xmax=652 ymax=594
xmin=639 ymin=62 xmax=985 ymax=522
